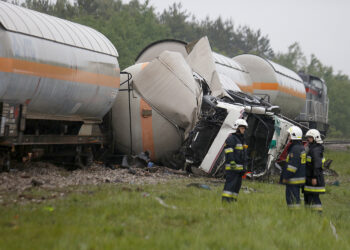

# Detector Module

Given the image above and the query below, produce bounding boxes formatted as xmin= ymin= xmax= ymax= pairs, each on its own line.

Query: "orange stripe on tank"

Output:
xmin=236 ymin=84 xmax=254 ymax=93
xmin=251 ymin=82 xmax=306 ymax=99
xmin=141 ymin=62 xmax=149 ymax=70
xmin=253 ymin=82 xmax=279 ymax=90
xmin=140 ymin=98 xmax=155 ymax=161
xmin=0 ymin=57 xmax=120 ymax=88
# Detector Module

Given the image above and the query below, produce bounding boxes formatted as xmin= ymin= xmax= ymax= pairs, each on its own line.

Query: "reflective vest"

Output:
xmin=283 ymin=141 xmax=306 ymax=185
xmin=304 ymin=143 xmax=326 ymax=194
xmin=224 ymin=133 xmax=247 ymax=172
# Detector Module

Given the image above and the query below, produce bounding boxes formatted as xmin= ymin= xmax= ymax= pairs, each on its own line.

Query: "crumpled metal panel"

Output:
xmin=0 ymin=2 xmax=118 ymax=56
xmin=199 ymin=104 xmax=244 ymax=173
xmin=133 ymin=51 xmax=202 ymax=137
xmin=186 ymin=37 xmax=225 ymax=98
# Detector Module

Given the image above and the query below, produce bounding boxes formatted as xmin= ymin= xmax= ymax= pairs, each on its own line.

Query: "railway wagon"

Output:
xmin=0 ymin=2 xmax=120 ymax=168
xmin=231 ymin=54 xmax=306 ymax=119
xmin=111 ymin=63 xmax=183 ymax=162
xmin=112 ymin=50 xmax=203 ymax=162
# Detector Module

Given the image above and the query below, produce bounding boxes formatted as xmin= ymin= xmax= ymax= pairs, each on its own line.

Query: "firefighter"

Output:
xmin=282 ymin=126 xmax=306 ymax=209
xmin=222 ymin=119 xmax=248 ymax=203
xmin=304 ymin=129 xmax=325 ymax=212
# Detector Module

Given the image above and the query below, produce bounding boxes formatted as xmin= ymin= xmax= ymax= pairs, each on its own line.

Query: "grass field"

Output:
xmin=0 ymin=150 xmax=349 ymax=250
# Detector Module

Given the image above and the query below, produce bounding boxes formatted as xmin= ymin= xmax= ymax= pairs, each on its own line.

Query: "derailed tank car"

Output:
xmin=0 ymin=2 xmax=120 ymax=168
xmin=112 ymin=53 xmax=202 ymax=161
xmin=116 ymin=37 xmax=287 ymax=177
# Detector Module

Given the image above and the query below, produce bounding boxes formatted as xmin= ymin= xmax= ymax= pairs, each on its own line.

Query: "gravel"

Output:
xmin=0 ymin=161 xmax=190 ymax=194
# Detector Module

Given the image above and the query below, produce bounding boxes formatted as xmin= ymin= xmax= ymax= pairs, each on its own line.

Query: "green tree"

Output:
xmin=274 ymin=42 xmax=306 ymax=72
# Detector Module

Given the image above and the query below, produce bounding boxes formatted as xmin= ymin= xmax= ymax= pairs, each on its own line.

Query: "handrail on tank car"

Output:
xmin=119 ymin=72 xmax=133 ymax=155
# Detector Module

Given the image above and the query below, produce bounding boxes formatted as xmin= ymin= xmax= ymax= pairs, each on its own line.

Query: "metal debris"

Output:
xmin=330 ymin=220 xmax=339 ymax=240
xmin=155 ymin=197 xmax=177 ymax=209
xmin=31 ymin=179 xmax=43 ymax=187
xmin=241 ymin=186 xmax=257 ymax=194
xmin=186 ymin=183 xmax=211 ymax=190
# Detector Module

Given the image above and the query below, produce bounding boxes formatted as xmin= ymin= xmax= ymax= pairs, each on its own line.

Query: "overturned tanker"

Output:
xmin=112 ymin=52 xmax=202 ymax=162
xmin=114 ymin=37 xmax=296 ymax=177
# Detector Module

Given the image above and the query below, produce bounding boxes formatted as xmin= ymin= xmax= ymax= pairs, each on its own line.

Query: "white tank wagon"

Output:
xmin=233 ymin=54 xmax=306 ymax=119
xmin=0 ymin=2 xmax=119 ymax=169
xmin=112 ymin=49 xmax=204 ymax=163
xmin=0 ymin=2 xmax=119 ymax=122
xmin=112 ymin=63 xmax=183 ymax=162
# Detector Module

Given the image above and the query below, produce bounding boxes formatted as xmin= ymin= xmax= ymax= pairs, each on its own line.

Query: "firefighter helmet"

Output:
xmin=287 ymin=126 xmax=303 ymax=140
xmin=305 ymin=129 xmax=323 ymax=144
xmin=233 ymin=119 xmax=248 ymax=130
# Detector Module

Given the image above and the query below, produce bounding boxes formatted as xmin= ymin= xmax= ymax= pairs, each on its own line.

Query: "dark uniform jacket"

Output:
xmin=224 ymin=133 xmax=247 ymax=173
xmin=282 ymin=141 xmax=306 ymax=185
xmin=304 ymin=143 xmax=326 ymax=194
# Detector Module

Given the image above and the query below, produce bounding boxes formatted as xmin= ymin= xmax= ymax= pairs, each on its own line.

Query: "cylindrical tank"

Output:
xmin=112 ymin=63 xmax=183 ymax=161
xmin=233 ymin=54 xmax=306 ymax=119
xmin=113 ymin=49 xmax=203 ymax=162
xmin=0 ymin=2 xmax=120 ymax=122
xmin=212 ymin=52 xmax=251 ymax=92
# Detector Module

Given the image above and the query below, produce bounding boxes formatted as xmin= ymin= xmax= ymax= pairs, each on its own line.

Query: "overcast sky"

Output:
xmin=124 ymin=0 xmax=350 ymax=76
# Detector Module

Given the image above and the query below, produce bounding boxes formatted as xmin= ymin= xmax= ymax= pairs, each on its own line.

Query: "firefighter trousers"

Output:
xmin=304 ymin=193 xmax=322 ymax=212
xmin=286 ymin=185 xmax=302 ymax=208
xmin=222 ymin=171 xmax=243 ymax=202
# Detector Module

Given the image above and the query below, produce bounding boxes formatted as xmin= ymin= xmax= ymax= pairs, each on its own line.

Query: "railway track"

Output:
xmin=324 ymin=140 xmax=350 ymax=145
xmin=324 ymin=140 xmax=350 ymax=151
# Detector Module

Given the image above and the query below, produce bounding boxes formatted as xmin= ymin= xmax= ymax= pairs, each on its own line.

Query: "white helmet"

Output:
xmin=287 ymin=126 xmax=303 ymax=140
xmin=233 ymin=119 xmax=248 ymax=130
xmin=305 ymin=129 xmax=323 ymax=143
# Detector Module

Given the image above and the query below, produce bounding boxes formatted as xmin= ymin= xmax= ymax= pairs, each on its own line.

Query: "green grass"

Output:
xmin=0 ymin=150 xmax=349 ymax=250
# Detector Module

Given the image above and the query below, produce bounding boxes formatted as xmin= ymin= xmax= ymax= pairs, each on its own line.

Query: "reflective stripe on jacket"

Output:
xmin=282 ymin=141 xmax=306 ymax=186
xmin=224 ymin=133 xmax=247 ymax=173
xmin=304 ymin=143 xmax=325 ymax=193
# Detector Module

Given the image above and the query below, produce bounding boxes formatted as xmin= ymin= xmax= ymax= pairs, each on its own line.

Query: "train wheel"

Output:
xmin=0 ymin=153 xmax=10 ymax=172
xmin=85 ymin=147 xmax=94 ymax=167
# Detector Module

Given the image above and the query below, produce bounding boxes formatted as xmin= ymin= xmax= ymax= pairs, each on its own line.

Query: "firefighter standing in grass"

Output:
xmin=282 ymin=126 xmax=306 ymax=209
xmin=222 ymin=119 xmax=248 ymax=203
xmin=304 ymin=129 xmax=325 ymax=212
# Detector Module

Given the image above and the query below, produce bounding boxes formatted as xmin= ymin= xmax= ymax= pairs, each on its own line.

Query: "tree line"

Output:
xmin=5 ymin=0 xmax=350 ymax=138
